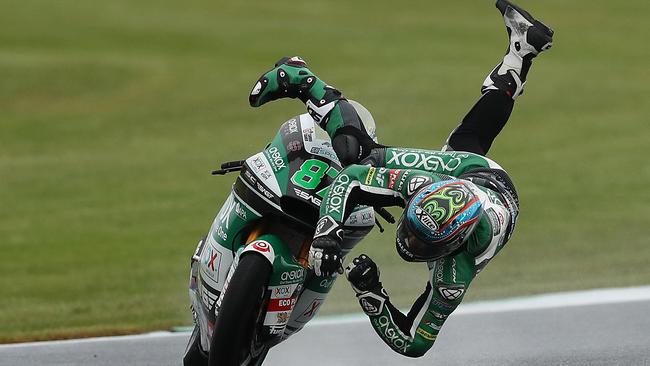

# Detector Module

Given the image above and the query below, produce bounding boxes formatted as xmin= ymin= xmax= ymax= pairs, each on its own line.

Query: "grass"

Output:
xmin=1 ymin=0 xmax=648 ymax=342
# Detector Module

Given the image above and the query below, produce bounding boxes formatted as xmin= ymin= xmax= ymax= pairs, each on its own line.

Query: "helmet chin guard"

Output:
xmin=396 ymin=179 xmax=482 ymax=262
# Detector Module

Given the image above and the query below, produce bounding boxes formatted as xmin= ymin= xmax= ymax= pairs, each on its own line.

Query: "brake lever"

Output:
xmin=211 ymin=160 xmax=246 ymax=175
xmin=375 ymin=207 xmax=396 ymax=224
xmin=373 ymin=207 xmax=396 ymax=233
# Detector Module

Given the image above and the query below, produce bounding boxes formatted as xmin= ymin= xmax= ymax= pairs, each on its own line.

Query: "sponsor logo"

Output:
xmin=375 ymin=168 xmax=386 ymax=187
xmin=407 ymin=176 xmax=431 ymax=196
xmin=346 ymin=210 xmax=374 ymax=226
xmin=485 ymin=189 xmax=503 ymax=205
xmin=271 ymin=285 xmax=295 ymax=299
xmin=244 ymin=168 xmax=275 ymax=200
xmin=303 ymin=127 xmax=314 ymax=142
xmin=216 ymin=195 xmax=247 ymax=225
xmin=433 ymin=259 xmax=445 ymax=284
xmin=319 ymin=278 xmax=335 ymax=289
xmin=315 ymin=216 xmax=340 ymax=237
xmin=431 ymin=298 xmax=455 ymax=310
xmin=396 ymin=170 xmax=410 ymax=192
xmin=387 ymin=150 xmax=464 ymax=172
xmin=437 ymin=285 xmax=465 ymax=301
xmin=374 ymin=316 xmax=409 ymax=353
xmin=360 ymin=298 xmax=378 ymax=314
xmin=267 ymin=146 xmax=286 ymax=172
xmin=276 ymin=312 xmax=290 ymax=324
xmin=422 ymin=318 xmax=442 ymax=331
xmin=326 ymin=174 xmax=350 ymax=215
xmin=217 ymin=195 xmax=236 ymax=230
xmin=268 ymin=297 xmax=298 ymax=311
xmin=235 ymin=204 xmax=246 ymax=220
xmin=388 ymin=170 xmax=400 ymax=189
xmin=215 ymin=225 xmax=227 ymax=241
xmin=283 ymin=119 xmax=299 ymax=134
xmin=451 ymin=258 xmax=457 ymax=283
xmin=301 ymin=299 xmax=323 ymax=318
xmin=396 ymin=236 xmax=413 ymax=259
xmin=207 ymin=250 xmax=219 ymax=271
xmin=416 ymin=327 xmax=436 ymax=341
xmin=251 ymin=241 xmax=271 ymax=253
xmin=268 ymin=325 xmax=285 ymax=335
xmin=286 ymin=140 xmax=303 ymax=152
xmin=281 ymin=268 xmax=304 ymax=282
xmin=486 ymin=208 xmax=502 ymax=236
xmin=414 ymin=207 xmax=438 ymax=231
xmin=252 ymin=156 xmax=265 ymax=171
xmin=364 ymin=167 xmax=376 ymax=185
xmin=428 ymin=310 xmax=448 ymax=321
xmin=244 ymin=170 xmax=257 ymax=184
xmin=310 ymin=146 xmax=337 ymax=160
xmin=294 ymin=187 xmax=322 ymax=206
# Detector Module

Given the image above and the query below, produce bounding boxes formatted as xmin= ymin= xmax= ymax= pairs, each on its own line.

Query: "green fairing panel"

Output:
xmin=211 ymin=192 xmax=263 ymax=252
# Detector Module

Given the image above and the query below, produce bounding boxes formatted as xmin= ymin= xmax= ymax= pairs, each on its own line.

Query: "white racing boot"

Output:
xmin=482 ymin=0 xmax=554 ymax=99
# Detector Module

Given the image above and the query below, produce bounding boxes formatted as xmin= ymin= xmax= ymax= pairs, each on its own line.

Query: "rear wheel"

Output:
xmin=208 ymin=253 xmax=272 ymax=366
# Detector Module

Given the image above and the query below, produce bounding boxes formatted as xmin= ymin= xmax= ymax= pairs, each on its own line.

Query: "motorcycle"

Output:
xmin=183 ymin=111 xmax=390 ymax=366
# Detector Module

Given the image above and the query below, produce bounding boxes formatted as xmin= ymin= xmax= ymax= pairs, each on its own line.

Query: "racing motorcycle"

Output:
xmin=183 ymin=108 xmax=391 ymax=366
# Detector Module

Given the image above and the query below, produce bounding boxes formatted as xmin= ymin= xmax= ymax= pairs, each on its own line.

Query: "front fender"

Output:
xmin=241 ymin=240 xmax=276 ymax=264
xmin=236 ymin=234 xmax=308 ymax=341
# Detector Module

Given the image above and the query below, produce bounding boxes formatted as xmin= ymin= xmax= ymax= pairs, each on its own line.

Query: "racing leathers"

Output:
xmin=311 ymin=148 xmax=519 ymax=357
xmin=249 ymin=56 xmax=381 ymax=166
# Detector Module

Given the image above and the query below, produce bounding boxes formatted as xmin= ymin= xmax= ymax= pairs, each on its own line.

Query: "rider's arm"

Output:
xmin=345 ymin=252 xmax=476 ymax=357
xmin=249 ymin=57 xmax=379 ymax=165
xmin=309 ymin=165 xmax=446 ymax=276
xmin=313 ymin=164 xmax=446 ymax=240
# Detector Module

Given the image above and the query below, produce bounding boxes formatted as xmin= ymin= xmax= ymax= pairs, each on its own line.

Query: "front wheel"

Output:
xmin=209 ymin=253 xmax=272 ymax=366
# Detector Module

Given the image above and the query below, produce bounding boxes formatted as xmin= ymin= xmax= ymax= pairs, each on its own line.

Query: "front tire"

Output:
xmin=208 ymin=253 xmax=272 ymax=366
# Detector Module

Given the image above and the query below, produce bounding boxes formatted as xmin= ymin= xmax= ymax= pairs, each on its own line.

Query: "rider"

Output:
xmin=311 ymin=0 xmax=549 ymax=357
xmin=249 ymin=0 xmax=553 ymax=357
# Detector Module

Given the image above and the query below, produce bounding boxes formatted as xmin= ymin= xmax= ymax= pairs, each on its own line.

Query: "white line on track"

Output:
xmin=310 ymin=284 xmax=650 ymax=326
xmin=2 ymin=285 xmax=649 ymax=348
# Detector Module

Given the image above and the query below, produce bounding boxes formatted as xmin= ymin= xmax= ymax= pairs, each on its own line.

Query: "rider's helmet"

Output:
xmin=395 ymin=179 xmax=483 ymax=262
xmin=348 ymin=100 xmax=378 ymax=143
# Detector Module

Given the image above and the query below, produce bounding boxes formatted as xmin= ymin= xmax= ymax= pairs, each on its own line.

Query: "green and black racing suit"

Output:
xmin=313 ymin=147 xmax=519 ymax=357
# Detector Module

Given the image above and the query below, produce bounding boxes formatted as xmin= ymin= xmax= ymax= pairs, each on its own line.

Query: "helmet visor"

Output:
xmin=395 ymin=216 xmax=462 ymax=262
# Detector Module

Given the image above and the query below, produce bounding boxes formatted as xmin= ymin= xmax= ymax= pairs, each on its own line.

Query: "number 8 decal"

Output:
xmin=291 ymin=159 xmax=329 ymax=190
xmin=291 ymin=159 xmax=340 ymax=192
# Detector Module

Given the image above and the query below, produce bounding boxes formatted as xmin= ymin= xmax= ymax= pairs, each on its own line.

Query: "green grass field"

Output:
xmin=1 ymin=0 xmax=648 ymax=342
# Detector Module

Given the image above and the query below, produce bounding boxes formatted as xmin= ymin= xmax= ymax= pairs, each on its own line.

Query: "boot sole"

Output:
xmin=495 ymin=0 xmax=554 ymax=38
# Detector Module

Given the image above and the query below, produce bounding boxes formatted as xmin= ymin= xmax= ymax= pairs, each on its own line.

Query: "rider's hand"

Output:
xmin=345 ymin=254 xmax=381 ymax=293
xmin=345 ymin=254 xmax=388 ymax=316
xmin=249 ymin=56 xmax=316 ymax=107
xmin=309 ymin=236 xmax=344 ymax=277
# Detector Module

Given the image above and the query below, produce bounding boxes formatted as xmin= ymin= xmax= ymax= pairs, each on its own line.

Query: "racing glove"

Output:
xmin=309 ymin=236 xmax=344 ymax=277
xmin=345 ymin=254 xmax=389 ymax=316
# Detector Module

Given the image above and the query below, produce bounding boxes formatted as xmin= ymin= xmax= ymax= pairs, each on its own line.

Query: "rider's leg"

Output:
xmin=444 ymin=0 xmax=554 ymax=156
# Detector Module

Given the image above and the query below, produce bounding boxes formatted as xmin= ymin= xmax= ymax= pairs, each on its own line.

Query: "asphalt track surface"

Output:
xmin=2 ymin=288 xmax=649 ymax=366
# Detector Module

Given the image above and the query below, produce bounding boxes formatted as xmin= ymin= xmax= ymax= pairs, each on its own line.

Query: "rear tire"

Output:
xmin=208 ymin=253 xmax=272 ymax=366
